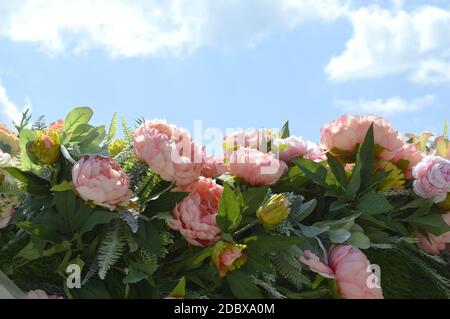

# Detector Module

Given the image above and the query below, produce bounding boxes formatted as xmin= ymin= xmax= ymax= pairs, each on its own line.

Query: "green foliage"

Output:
xmin=97 ymin=222 xmax=130 ymax=280
xmin=217 ymin=183 xmax=243 ymax=232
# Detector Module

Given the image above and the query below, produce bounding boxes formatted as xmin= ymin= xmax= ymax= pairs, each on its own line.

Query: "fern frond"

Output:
xmin=97 ymin=222 xmax=130 ymax=280
xmin=273 ymin=247 xmax=311 ymax=288
xmin=102 ymin=112 xmax=118 ymax=149
xmin=113 ymin=144 xmax=135 ymax=165
xmin=255 ymin=278 xmax=286 ymax=299
xmin=121 ymin=116 xmax=134 ymax=147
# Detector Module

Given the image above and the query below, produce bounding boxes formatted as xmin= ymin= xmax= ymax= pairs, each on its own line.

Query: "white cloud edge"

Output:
xmin=0 ymin=79 xmax=30 ymax=124
xmin=335 ymin=95 xmax=436 ymax=116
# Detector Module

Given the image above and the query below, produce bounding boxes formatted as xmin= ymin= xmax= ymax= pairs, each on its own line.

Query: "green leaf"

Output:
xmin=123 ymin=268 xmax=148 ymax=285
xmin=246 ymin=235 xmax=306 ymax=255
xmin=16 ymin=221 xmax=59 ymax=243
xmin=134 ymin=220 xmax=162 ymax=256
xmin=3 ymin=167 xmax=50 ymax=195
xmin=292 ymin=158 xmax=330 ymax=189
xmin=147 ymin=191 xmax=188 ymax=213
xmin=226 ymin=270 xmax=263 ymax=299
xmin=63 ymin=107 xmax=93 ymax=142
xmin=326 ymin=152 xmax=347 ymax=188
xmin=169 ymin=277 xmax=186 ymax=298
xmin=408 ymin=213 xmax=450 ymax=236
xmin=216 ymin=184 xmax=243 ymax=232
xmin=243 ymin=186 xmax=269 ymax=215
xmin=51 ymin=181 xmax=74 ymax=192
xmin=271 ymin=166 xmax=309 ymax=193
xmin=295 ymin=199 xmax=317 ymax=223
xmin=356 ymin=191 xmax=393 ymax=215
xmin=358 ymin=124 xmax=375 ymax=184
xmin=18 ymin=129 xmax=38 ymax=171
xmin=280 ymin=121 xmax=290 ymax=138
xmin=80 ymin=211 xmax=117 ymax=234
xmin=348 ymin=232 xmax=371 ymax=249
xmin=328 ymin=228 xmax=351 ymax=244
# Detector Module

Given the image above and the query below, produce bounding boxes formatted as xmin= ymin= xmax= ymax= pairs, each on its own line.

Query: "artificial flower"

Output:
xmin=134 ymin=120 xmax=204 ymax=186
xmin=72 ymin=155 xmax=133 ymax=210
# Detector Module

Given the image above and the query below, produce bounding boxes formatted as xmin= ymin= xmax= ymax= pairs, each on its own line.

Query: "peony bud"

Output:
xmin=212 ymin=241 xmax=247 ymax=277
xmin=256 ymin=194 xmax=290 ymax=230
xmin=28 ymin=130 xmax=61 ymax=164
xmin=108 ymin=139 xmax=125 ymax=157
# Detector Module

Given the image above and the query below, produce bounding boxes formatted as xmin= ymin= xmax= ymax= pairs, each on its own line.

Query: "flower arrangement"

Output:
xmin=1 ymin=108 xmax=450 ymax=299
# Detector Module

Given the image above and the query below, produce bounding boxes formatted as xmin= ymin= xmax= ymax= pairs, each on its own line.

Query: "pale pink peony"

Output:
xmin=134 ymin=120 xmax=204 ymax=186
xmin=228 ymin=148 xmax=286 ymax=186
xmin=412 ymin=156 xmax=450 ymax=203
xmin=202 ymin=156 xmax=228 ymax=178
xmin=223 ymin=129 xmax=272 ymax=156
xmin=0 ymin=207 xmax=14 ymax=229
xmin=320 ymin=115 xmax=404 ymax=161
xmin=273 ymin=136 xmax=325 ymax=163
xmin=168 ymin=178 xmax=223 ymax=247
xmin=48 ymin=119 xmax=64 ymax=132
xmin=25 ymin=290 xmax=63 ymax=299
xmin=416 ymin=213 xmax=450 ymax=255
xmin=72 ymin=155 xmax=133 ymax=211
xmin=300 ymin=245 xmax=384 ymax=299
xmin=392 ymin=143 xmax=424 ymax=179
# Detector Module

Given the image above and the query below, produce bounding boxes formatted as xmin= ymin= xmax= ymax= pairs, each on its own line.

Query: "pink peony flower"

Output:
xmin=48 ymin=119 xmax=64 ymax=132
xmin=300 ymin=245 xmax=384 ymax=299
xmin=228 ymin=148 xmax=286 ymax=186
xmin=72 ymin=155 xmax=133 ymax=211
xmin=0 ymin=207 xmax=14 ymax=230
xmin=134 ymin=120 xmax=204 ymax=186
xmin=416 ymin=213 xmax=450 ymax=255
xmin=320 ymin=115 xmax=404 ymax=161
xmin=175 ymin=177 xmax=224 ymax=214
xmin=202 ymin=156 xmax=228 ymax=178
xmin=168 ymin=178 xmax=223 ymax=247
xmin=392 ymin=143 xmax=424 ymax=179
xmin=412 ymin=156 xmax=450 ymax=203
xmin=25 ymin=290 xmax=63 ymax=299
xmin=273 ymin=136 xmax=325 ymax=163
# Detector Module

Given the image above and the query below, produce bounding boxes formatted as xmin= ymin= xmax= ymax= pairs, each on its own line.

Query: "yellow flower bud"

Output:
xmin=256 ymin=194 xmax=290 ymax=230
xmin=212 ymin=241 xmax=247 ymax=277
xmin=28 ymin=129 xmax=61 ymax=164
xmin=108 ymin=139 xmax=125 ymax=157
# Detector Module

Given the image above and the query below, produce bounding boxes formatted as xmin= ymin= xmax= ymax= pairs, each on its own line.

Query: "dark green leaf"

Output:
xmin=280 ymin=121 xmax=290 ymax=138
xmin=246 ymin=235 xmax=306 ymax=255
xmin=356 ymin=191 xmax=393 ymax=215
xmin=226 ymin=270 xmax=263 ymax=299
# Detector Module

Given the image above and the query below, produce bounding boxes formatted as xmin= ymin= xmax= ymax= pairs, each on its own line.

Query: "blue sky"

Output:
xmin=1 ymin=0 xmax=449 ymax=142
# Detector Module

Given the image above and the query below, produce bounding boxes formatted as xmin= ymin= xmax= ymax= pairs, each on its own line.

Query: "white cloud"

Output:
xmin=0 ymin=80 xmax=30 ymax=124
xmin=326 ymin=5 xmax=450 ymax=85
xmin=335 ymin=95 xmax=435 ymax=116
xmin=0 ymin=0 xmax=348 ymax=58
